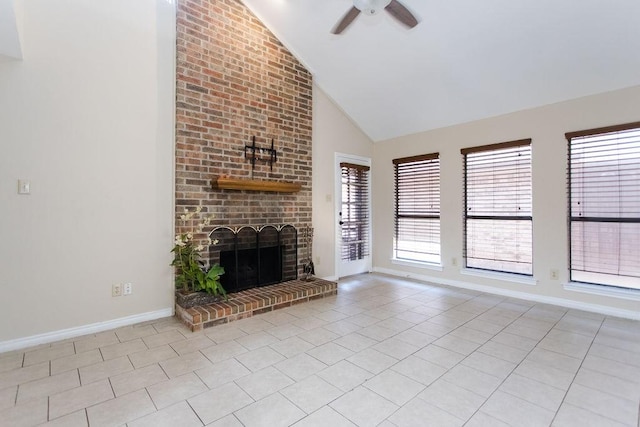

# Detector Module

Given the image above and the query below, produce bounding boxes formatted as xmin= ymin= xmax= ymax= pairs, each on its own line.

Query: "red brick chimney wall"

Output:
xmin=175 ymin=0 xmax=313 ymax=270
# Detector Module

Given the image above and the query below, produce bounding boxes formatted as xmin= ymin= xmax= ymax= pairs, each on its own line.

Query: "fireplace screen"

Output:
xmin=209 ymin=224 xmax=298 ymax=293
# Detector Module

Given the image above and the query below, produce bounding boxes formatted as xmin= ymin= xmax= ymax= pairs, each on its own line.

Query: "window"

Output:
xmin=340 ymin=162 xmax=370 ymax=262
xmin=462 ymin=140 xmax=532 ymax=275
xmin=567 ymin=122 xmax=640 ymax=290
xmin=393 ymin=153 xmax=440 ymax=264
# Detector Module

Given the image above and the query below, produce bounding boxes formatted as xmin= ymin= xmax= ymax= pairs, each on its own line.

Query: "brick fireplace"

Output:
xmin=174 ymin=0 xmax=320 ymax=323
xmin=175 ymin=0 xmax=313 ymax=272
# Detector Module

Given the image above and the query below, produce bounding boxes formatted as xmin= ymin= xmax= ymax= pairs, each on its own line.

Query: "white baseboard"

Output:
xmin=373 ymin=267 xmax=640 ymax=321
xmin=0 ymin=308 xmax=174 ymax=353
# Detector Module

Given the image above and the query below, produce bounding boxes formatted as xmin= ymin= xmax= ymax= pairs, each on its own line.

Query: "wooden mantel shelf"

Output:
xmin=212 ymin=176 xmax=302 ymax=193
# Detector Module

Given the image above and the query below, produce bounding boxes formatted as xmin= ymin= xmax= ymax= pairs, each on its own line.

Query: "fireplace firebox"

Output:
xmin=209 ymin=224 xmax=298 ymax=293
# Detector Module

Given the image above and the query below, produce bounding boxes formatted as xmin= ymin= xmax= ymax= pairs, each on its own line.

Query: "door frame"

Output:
xmin=334 ymin=152 xmax=373 ymax=279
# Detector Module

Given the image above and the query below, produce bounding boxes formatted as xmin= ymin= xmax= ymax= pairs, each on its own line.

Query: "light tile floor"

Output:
xmin=1 ymin=274 xmax=639 ymax=426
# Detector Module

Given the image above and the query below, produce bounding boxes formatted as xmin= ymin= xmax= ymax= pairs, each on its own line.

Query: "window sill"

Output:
xmin=564 ymin=282 xmax=640 ymax=302
xmin=461 ymin=268 xmax=537 ymax=286
xmin=391 ymin=258 xmax=443 ymax=272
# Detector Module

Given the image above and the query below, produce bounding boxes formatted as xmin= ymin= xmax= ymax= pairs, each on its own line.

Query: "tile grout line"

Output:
xmin=541 ymin=311 xmax=604 ymax=427
xmin=420 ymin=304 xmax=537 ymax=425
xmin=457 ymin=302 xmax=569 ymax=426
xmin=386 ymin=289 xmax=514 ymax=423
xmin=548 ymin=316 xmax=640 ymax=426
xmin=184 ymin=397 xmax=207 ymax=427
xmin=323 ymin=289 xmax=506 ymax=425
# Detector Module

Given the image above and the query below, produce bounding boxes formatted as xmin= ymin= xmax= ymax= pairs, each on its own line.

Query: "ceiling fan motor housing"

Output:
xmin=354 ymin=0 xmax=392 ymax=15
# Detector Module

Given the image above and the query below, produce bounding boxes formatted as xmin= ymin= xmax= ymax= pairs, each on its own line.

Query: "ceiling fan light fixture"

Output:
xmin=332 ymin=0 xmax=417 ymax=34
xmin=353 ymin=0 xmax=392 ymax=16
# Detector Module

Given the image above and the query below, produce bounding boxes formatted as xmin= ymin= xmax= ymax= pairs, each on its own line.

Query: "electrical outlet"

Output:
xmin=452 ymin=257 xmax=458 ymax=266
xmin=112 ymin=284 xmax=122 ymax=297
xmin=550 ymin=269 xmax=559 ymax=280
xmin=315 ymin=256 xmax=320 ymax=265
xmin=123 ymin=282 xmax=132 ymax=296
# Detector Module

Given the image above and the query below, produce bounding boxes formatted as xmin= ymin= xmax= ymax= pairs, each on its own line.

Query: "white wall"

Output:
xmin=373 ymin=85 xmax=640 ymax=317
xmin=0 ymin=0 xmax=22 ymax=60
xmin=312 ymin=84 xmax=374 ymax=279
xmin=0 ymin=0 xmax=176 ymax=346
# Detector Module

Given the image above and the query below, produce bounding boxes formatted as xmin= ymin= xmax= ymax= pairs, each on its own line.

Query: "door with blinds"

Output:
xmin=336 ymin=155 xmax=372 ymax=278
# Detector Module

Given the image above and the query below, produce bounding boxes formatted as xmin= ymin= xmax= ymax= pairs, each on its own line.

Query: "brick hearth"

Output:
xmin=175 ymin=279 xmax=337 ymax=331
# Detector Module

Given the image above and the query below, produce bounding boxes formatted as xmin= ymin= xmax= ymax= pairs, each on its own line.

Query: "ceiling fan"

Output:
xmin=332 ymin=0 xmax=419 ymax=35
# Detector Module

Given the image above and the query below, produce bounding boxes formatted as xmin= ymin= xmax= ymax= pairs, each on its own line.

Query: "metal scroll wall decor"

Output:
xmin=245 ymin=136 xmax=277 ymax=178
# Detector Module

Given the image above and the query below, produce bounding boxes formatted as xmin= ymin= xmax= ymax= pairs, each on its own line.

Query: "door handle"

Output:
xmin=339 ymin=221 xmax=344 ymax=225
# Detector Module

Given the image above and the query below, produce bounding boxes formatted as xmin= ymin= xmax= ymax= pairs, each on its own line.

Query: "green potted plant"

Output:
xmin=172 ymin=207 xmax=227 ymax=308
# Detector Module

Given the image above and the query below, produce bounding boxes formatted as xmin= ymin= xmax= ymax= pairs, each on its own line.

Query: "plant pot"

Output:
xmin=175 ymin=290 xmax=223 ymax=309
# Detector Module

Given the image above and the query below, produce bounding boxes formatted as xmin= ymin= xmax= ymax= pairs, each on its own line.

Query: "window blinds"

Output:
xmin=462 ymin=139 xmax=532 ymax=275
xmin=567 ymin=122 xmax=640 ymax=289
xmin=393 ymin=153 xmax=441 ymax=264
xmin=340 ymin=162 xmax=370 ymax=262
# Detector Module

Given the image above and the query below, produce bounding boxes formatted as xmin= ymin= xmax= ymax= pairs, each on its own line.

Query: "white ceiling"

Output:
xmin=241 ymin=0 xmax=640 ymax=141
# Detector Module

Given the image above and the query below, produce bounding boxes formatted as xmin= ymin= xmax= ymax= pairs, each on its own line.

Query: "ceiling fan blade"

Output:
xmin=332 ymin=6 xmax=361 ymax=34
xmin=385 ymin=0 xmax=418 ymax=29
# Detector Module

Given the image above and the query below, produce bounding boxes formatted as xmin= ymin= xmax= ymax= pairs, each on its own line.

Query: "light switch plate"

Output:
xmin=18 ymin=180 xmax=30 ymax=195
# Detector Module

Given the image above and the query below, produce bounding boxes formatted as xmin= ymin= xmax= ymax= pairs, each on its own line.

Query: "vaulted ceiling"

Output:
xmin=3 ymin=1 xmax=639 ymax=141
xmin=241 ymin=0 xmax=640 ymax=141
